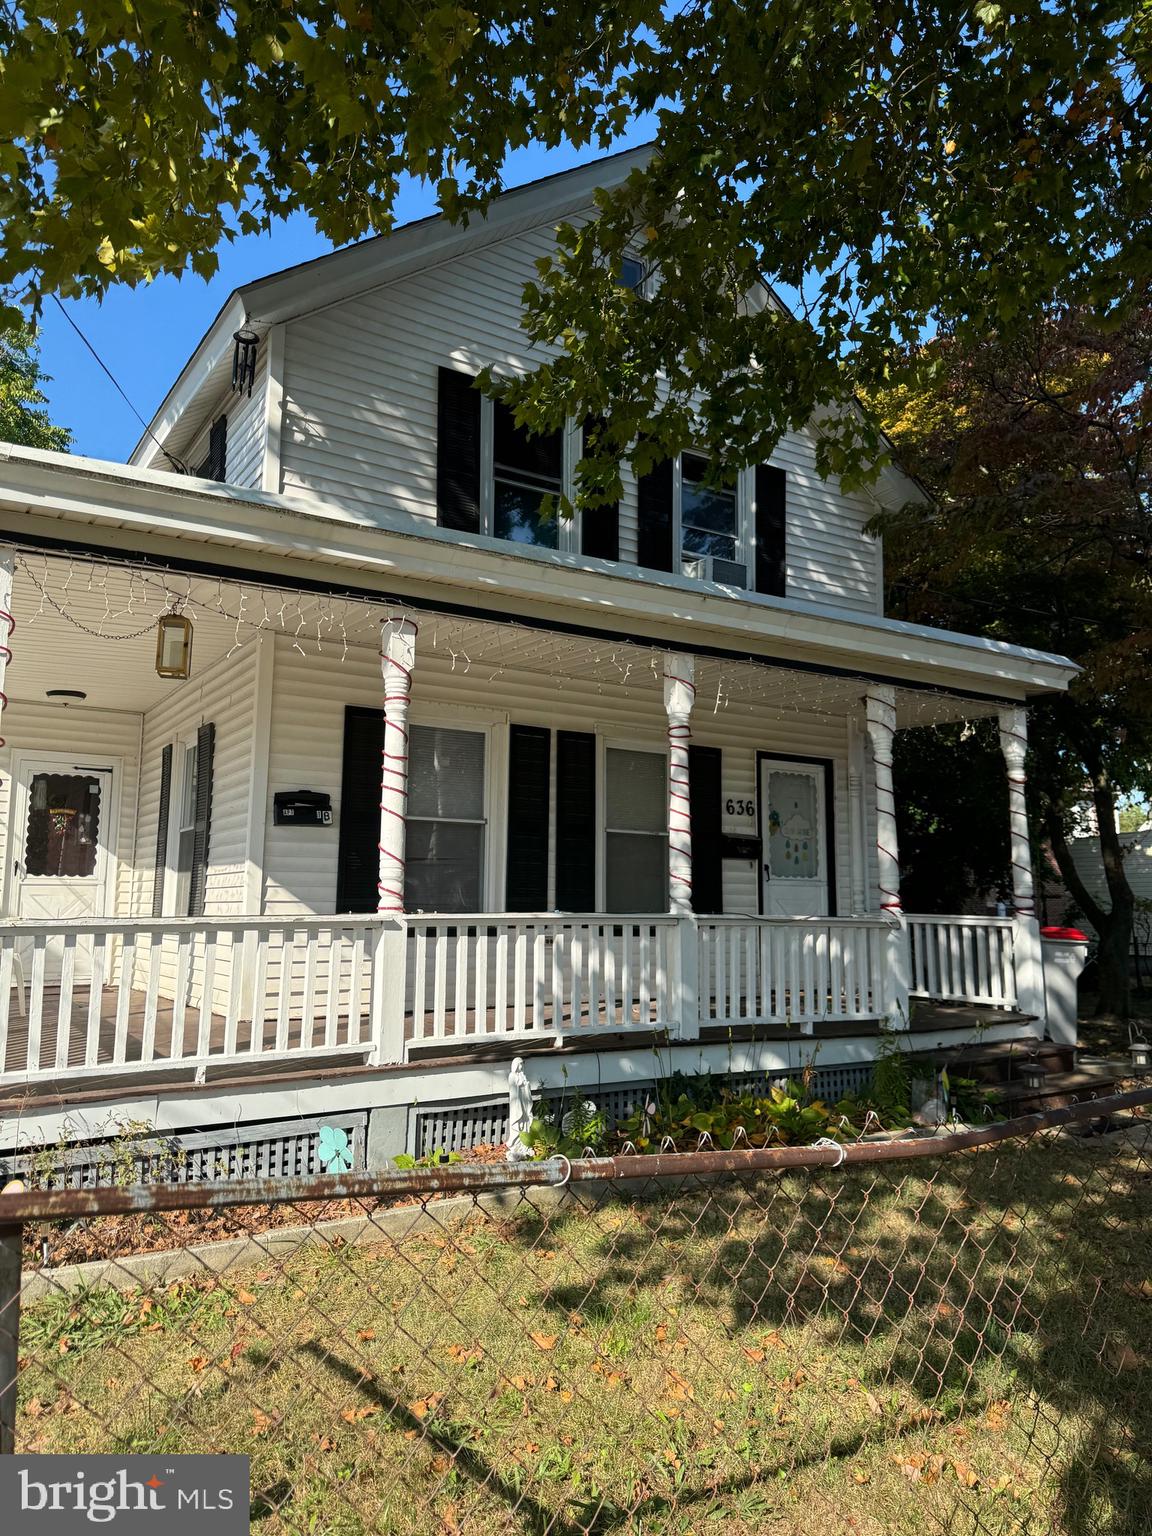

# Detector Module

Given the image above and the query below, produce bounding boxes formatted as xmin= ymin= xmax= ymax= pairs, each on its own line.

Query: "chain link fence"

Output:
xmin=2 ymin=1088 xmax=1150 ymax=1535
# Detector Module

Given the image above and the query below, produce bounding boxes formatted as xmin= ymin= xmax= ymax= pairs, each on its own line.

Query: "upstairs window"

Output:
xmin=680 ymin=453 xmax=738 ymax=565
xmin=492 ymin=401 xmax=563 ymax=548
xmin=618 ymin=255 xmax=647 ymax=293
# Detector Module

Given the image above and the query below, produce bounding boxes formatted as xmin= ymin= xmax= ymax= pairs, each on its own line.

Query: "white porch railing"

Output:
xmin=906 ymin=915 xmax=1018 ymax=1009
xmin=697 ymin=917 xmax=887 ymax=1031
xmin=403 ymin=915 xmax=679 ymax=1047
xmin=0 ymin=916 xmax=386 ymax=1083
xmin=0 ymin=909 xmax=1030 ymax=1085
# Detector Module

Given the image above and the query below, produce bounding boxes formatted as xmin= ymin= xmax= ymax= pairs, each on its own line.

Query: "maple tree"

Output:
xmin=872 ymin=305 xmax=1152 ymax=1017
xmin=0 ymin=3 xmax=1148 ymax=486
xmin=0 ymin=324 xmax=69 ymax=451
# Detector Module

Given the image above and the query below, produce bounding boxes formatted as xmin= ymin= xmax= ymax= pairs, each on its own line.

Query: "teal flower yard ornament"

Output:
xmin=317 ymin=1124 xmax=352 ymax=1173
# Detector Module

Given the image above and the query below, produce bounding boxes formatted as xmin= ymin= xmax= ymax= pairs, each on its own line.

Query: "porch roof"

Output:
xmin=0 ymin=444 xmax=1078 ymax=703
xmin=7 ymin=550 xmax=1008 ymax=728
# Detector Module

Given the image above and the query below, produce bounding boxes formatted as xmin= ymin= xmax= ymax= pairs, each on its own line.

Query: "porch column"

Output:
xmin=663 ymin=654 xmax=696 ymax=913
xmin=663 ymin=655 xmax=699 ymax=1041
xmin=998 ymin=707 xmax=1046 ymax=1027
xmin=371 ymin=616 xmax=418 ymax=1067
xmin=863 ymin=686 xmax=901 ymax=916
xmin=0 ymin=548 xmax=12 ymax=787
xmin=377 ymin=617 xmax=418 ymax=913
xmin=864 ymin=685 xmax=911 ymax=1030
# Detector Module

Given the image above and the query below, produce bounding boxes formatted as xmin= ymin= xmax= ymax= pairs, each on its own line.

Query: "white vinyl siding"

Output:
xmin=133 ymin=641 xmax=261 ymax=917
xmin=263 ymin=634 xmax=867 ymax=919
xmin=0 ymin=702 xmax=141 ymax=919
xmin=277 ymin=222 xmax=880 ymax=613
xmin=148 ymin=352 xmax=268 ymax=489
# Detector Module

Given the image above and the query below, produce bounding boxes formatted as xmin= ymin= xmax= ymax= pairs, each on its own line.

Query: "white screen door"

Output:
xmin=759 ymin=758 xmax=829 ymax=916
xmin=12 ymin=756 xmax=115 ymax=979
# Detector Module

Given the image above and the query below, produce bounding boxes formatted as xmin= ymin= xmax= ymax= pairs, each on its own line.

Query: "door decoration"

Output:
xmin=24 ymin=773 xmax=102 ymax=878
xmin=766 ymin=772 xmax=818 ymax=880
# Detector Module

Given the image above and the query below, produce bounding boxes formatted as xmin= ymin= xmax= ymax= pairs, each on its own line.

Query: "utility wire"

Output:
xmin=50 ymin=294 xmax=190 ymax=473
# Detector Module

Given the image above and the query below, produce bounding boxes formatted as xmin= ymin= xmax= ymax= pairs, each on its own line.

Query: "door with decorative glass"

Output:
xmin=758 ymin=758 xmax=829 ymax=916
xmin=11 ymin=754 xmax=115 ymax=978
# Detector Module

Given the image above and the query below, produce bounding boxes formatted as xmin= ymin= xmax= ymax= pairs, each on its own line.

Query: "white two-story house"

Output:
xmin=0 ymin=149 xmax=1079 ymax=1166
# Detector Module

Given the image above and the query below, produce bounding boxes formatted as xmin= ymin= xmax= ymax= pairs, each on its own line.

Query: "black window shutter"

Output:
xmin=436 ymin=366 xmax=482 ymax=532
xmin=151 ymin=743 xmax=173 ymax=918
xmin=336 ymin=706 xmax=386 ymax=914
xmin=555 ymin=730 xmax=596 ymax=911
xmin=580 ymin=418 xmax=620 ymax=560
xmin=637 ymin=455 xmax=675 ymax=571
xmin=689 ymin=745 xmax=723 ymax=914
xmin=506 ymin=725 xmax=551 ymax=911
xmin=188 ymin=722 xmax=215 ymax=918
xmin=754 ymin=464 xmax=787 ymax=596
xmin=198 ymin=415 xmax=227 ymax=482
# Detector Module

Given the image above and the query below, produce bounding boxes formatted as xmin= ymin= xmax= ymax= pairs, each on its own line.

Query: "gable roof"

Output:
xmin=128 ymin=142 xmax=923 ymax=511
xmin=129 ymin=145 xmax=654 ymax=466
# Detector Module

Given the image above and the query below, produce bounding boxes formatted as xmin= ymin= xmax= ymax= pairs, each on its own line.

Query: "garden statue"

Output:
xmin=507 ymin=1057 xmax=535 ymax=1160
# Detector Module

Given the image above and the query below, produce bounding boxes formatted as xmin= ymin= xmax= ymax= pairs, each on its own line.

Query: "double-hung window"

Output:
xmin=491 ymin=401 xmax=564 ymax=549
xmin=679 ymin=453 xmax=739 ymax=565
xmin=405 ymin=725 xmax=487 ymax=911
xmin=604 ymin=747 xmax=668 ymax=912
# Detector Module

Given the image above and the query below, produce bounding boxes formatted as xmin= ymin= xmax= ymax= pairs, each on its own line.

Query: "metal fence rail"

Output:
xmin=2 ymin=1087 xmax=1151 ymax=1534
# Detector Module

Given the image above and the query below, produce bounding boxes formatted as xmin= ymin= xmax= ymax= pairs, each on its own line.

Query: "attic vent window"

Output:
xmin=232 ymin=328 xmax=259 ymax=396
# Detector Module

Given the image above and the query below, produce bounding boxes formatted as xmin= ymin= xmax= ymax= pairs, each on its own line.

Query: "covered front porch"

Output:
xmin=0 ymin=547 xmax=1044 ymax=1098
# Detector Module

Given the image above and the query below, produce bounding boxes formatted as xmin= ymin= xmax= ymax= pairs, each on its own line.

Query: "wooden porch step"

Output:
xmin=996 ymin=1064 xmax=1121 ymax=1114
xmin=916 ymin=1037 xmax=1077 ymax=1086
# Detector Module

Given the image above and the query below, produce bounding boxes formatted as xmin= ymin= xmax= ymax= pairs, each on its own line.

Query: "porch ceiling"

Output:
xmin=5 ymin=551 xmax=1003 ymax=728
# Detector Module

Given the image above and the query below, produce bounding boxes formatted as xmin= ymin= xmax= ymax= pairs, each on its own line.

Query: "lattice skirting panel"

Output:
xmin=1 ymin=1112 xmax=368 ymax=1189
xmin=415 ymin=1064 xmax=873 ymax=1159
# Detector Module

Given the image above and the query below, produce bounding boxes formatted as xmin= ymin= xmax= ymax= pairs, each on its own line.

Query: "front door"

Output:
xmin=758 ymin=757 xmax=830 ymax=916
xmin=11 ymin=756 xmax=116 ymax=978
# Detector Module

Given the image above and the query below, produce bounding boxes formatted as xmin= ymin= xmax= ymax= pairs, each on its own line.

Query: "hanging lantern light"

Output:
xmin=232 ymin=328 xmax=260 ymax=397
xmin=156 ymin=612 xmax=194 ymax=679
xmin=1130 ymin=1036 xmax=1150 ymax=1072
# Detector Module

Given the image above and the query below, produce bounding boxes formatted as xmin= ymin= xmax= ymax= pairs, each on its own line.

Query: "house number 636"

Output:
xmin=724 ymin=798 xmax=755 ymax=817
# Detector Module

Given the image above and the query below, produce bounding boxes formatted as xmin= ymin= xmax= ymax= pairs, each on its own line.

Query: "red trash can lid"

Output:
xmin=1040 ymin=925 xmax=1089 ymax=941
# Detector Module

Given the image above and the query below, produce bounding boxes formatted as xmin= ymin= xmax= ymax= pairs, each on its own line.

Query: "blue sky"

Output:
xmin=35 ymin=132 xmax=653 ymax=464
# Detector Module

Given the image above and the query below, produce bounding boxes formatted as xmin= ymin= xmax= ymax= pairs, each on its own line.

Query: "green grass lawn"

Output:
xmin=15 ymin=1130 xmax=1152 ymax=1536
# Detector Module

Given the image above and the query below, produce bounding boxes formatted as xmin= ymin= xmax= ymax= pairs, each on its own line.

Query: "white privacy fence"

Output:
xmin=906 ymin=915 xmax=1018 ymax=1009
xmin=697 ymin=917 xmax=888 ymax=1029
xmin=0 ymin=910 xmax=1029 ymax=1083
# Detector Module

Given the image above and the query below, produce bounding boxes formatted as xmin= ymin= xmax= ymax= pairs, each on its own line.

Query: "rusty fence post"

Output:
xmin=0 ymin=1222 xmax=21 ymax=1454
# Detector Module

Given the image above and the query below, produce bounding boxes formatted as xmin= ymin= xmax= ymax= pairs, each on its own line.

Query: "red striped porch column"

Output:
xmin=377 ymin=617 xmax=418 ymax=914
xmin=663 ymin=654 xmax=696 ymax=915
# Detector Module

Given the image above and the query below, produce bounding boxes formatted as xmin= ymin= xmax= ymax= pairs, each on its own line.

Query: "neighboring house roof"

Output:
xmin=128 ymin=144 xmax=923 ymax=513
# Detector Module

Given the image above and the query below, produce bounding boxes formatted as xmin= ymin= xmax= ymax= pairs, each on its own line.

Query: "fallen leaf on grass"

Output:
xmin=1108 ymin=1343 xmax=1146 ymax=1372
xmin=985 ymin=1400 xmax=1012 ymax=1432
xmin=409 ymin=1393 xmax=445 ymax=1420
xmin=852 ymin=1469 xmax=870 ymax=1485
xmin=742 ymin=1347 xmax=765 ymax=1364
xmin=530 ymin=1332 xmax=558 ymax=1352
xmin=188 ymin=1356 xmax=209 ymax=1373
xmin=251 ymin=1410 xmax=280 ymax=1437
xmin=341 ymin=1405 xmax=379 ymax=1424
xmin=1121 ymin=1279 xmax=1152 ymax=1301
xmin=236 ymin=1289 xmax=257 ymax=1306
xmin=953 ymin=1461 xmax=980 ymax=1488
xmin=357 ymin=1329 xmax=376 ymax=1342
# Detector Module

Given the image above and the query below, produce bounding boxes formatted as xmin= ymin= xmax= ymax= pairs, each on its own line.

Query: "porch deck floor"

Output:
xmin=1 ymin=984 xmax=666 ymax=1081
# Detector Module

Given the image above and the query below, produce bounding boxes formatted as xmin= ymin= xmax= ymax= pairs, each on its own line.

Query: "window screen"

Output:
xmin=605 ymin=748 xmax=668 ymax=912
xmin=681 ymin=453 xmax=738 ymax=562
xmin=406 ymin=725 xmax=486 ymax=911
xmin=492 ymin=400 xmax=563 ymax=548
